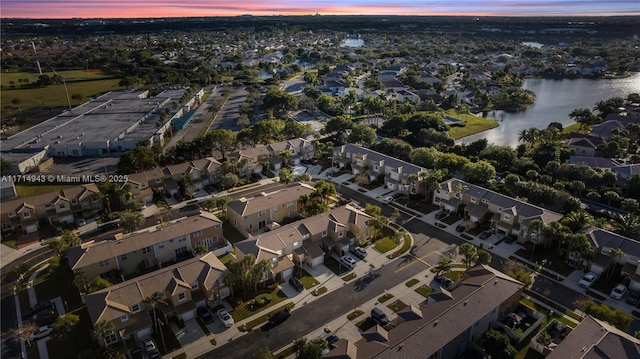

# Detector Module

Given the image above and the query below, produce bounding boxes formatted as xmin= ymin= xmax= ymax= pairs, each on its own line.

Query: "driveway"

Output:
xmin=171 ymin=319 xmax=207 ymax=347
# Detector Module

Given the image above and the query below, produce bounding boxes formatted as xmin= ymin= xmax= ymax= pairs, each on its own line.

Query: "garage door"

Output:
xmin=25 ymin=225 xmax=39 ymax=234
xmin=181 ymin=310 xmax=195 ymax=322
xmin=136 ymin=327 xmax=152 ymax=341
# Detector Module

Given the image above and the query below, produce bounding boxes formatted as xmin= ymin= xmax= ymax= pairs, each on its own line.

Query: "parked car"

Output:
xmin=197 ymin=307 xmax=214 ymax=324
xmin=143 ymin=338 xmax=157 ymax=353
xmin=336 ymin=198 xmax=352 ymax=206
xmin=173 ymin=192 xmax=184 ymax=202
xmin=129 ymin=348 xmax=144 ymax=359
xmin=217 ymin=309 xmax=235 ymax=328
xmin=371 ymin=308 xmax=389 ymax=325
xmin=504 ymin=235 xmax=517 ymax=244
xmin=289 ymin=277 xmax=304 ymax=292
xmin=77 ymin=218 xmax=87 ymax=227
xmin=326 ymin=334 xmax=339 ymax=345
xmin=340 ymin=255 xmax=357 ymax=269
xmin=435 ymin=211 xmax=448 ymax=219
xmin=32 ymin=310 xmax=58 ymax=326
xmin=434 ymin=275 xmax=454 ymax=288
xmin=204 ymin=184 xmax=217 ymax=193
xmin=455 ymin=224 xmax=466 ymax=232
xmin=310 ymin=158 xmax=319 ymax=165
xmin=267 ymin=308 xmax=291 ymax=326
xmin=626 ymin=290 xmax=640 ymax=305
xmin=351 ymin=247 xmax=367 ymax=259
xmin=578 ymin=272 xmax=599 ymax=288
xmin=99 ymin=221 xmax=120 ymax=233
xmin=29 ymin=326 xmax=53 ymax=341
xmin=24 ymin=300 xmax=53 ymax=319
xmin=479 ymin=230 xmax=492 ymax=240
xmin=381 ymin=196 xmax=393 ymax=204
xmin=392 ymin=192 xmax=406 ymax=199
xmin=610 ymin=284 xmax=627 ymax=299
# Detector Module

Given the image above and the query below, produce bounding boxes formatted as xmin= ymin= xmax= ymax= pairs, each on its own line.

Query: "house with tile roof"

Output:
xmin=234 ymin=205 xmax=372 ymax=281
xmin=84 ymin=252 xmax=228 ymax=347
xmin=227 ymin=182 xmax=316 ymax=237
xmin=227 ymin=138 xmax=315 ymax=175
xmin=433 ymin=179 xmax=563 ymax=241
xmin=324 ymin=265 xmax=523 ymax=359
xmin=0 ymin=183 xmax=102 ymax=235
xmin=544 ymin=315 xmax=640 ymax=359
xmin=332 ymin=144 xmax=428 ymax=193
xmin=66 ymin=211 xmax=227 ymax=280
xmin=123 ymin=157 xmax=223 ymax=203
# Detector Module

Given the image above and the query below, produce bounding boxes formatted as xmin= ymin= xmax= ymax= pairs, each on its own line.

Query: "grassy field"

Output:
xmin=1 ymin=70 xmax=117 ymax=88
xmin=445 ymin=110 xmax=499 ymax=139
xmin=2 ymin=78 xmax=123 ymax=119
xmin=373 ymin=237 xmax=397 ymax=254
xmin=15 ymin=184 xmax=80 ymax=199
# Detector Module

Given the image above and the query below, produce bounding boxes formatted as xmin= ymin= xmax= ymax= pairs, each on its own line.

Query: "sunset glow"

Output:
xmin=3 ymin=0 xmax=639 ymax=19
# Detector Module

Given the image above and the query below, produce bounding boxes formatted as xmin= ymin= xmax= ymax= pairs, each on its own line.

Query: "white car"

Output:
xmin=382 ymin=196 xmax=393 ymax=204
xmin=217 ymin=309 xmax=234 ymax=328
xmin=610 ymin=284 xmax=627 ymax=299
xmin=77 ymin=218 xmax=87 ymax=227
xmin=340 ymin=255 xmax=357 ymax=269
xmin=143 ymin=338 xmax=157 ymax=352
xmin=29 ymin=326 xmax=53 ymax=341
xmin=578 ymin=272 xmax=598 ymax=288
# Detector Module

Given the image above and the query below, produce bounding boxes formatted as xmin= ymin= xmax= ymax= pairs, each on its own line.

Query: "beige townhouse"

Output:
xmin=84 ymin=252 xmax=228 ymax=346
xmin=228 ymin=138 xmax=315 ymax=175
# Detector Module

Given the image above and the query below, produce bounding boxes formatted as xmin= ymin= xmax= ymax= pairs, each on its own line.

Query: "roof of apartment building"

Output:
xmin=67 ymin=211 xmax=222 ymax=270
xmin=334 ymin=144 xmax=425 ymax=176
xmin=580 ymin=226 xmax=640 ymax=255
xmin=236 ymin=205 xmax=372 ymax=258
xmin=126 ymin=157 xmax=222 ymax=185
xmin=546 ymin=315 xmax=640 ymax=359
xmin=84 ymin=252 xmax=227 ymax=324
xmin=1 ymin=183 xmax=100 ymax=214
xmin=438 ymin=179 xmax=563 ymax=224
xmin=227 ymin=182 xmax=315 ymax=216
xmin=342 ymin=265 xmax=523 ymax=359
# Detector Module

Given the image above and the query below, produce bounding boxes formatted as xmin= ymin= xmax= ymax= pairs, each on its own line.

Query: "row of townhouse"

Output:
xmin=433 ymin=179 xmax=564 ymax=240
xmin=66 ymin=211 xmax=228 ymax=281
xmin=332 ymin=144 xmax=428 ymax=193
xmin=0 ymin=183 xmax=102 ymax=235
xmin=228 ymin=138 xmax=315 ymax=176
xmin=84 ymin=252 xmax=228 ymax=346
xmin=325 ymin=265 xmax=524 ymax=359
xmin=124 ymin=157 xmax=223 ymax=204
xmin=234 ymin=205 xmax=372 ymax=282
xmin=226 ymin=182 xmax=316 ymax=237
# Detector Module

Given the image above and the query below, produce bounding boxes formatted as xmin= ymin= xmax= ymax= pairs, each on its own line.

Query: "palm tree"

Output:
xmin=9 ymin=322 xmax=39 ymax=348
xmin=435 ymin=257 xmax=452 ymax=276
xmin=251 ymin=259 xmax=273 ymax=292
xmin=562 ymin=210 xmax=593 ymax=232
xmin=92 ymin=320 xmax=115 ymax=347
xmin=525 ymin=219 xmax=545 ymax=261
xmin=458 ymin=243 xmax=478 ymax=268
xmin=613 ymin=213 xmax=640 ymax=238
xmin=606 ymin=247 xmax=624 ymax=279
xmin=144 ymin=292 xmax=167 ymax=351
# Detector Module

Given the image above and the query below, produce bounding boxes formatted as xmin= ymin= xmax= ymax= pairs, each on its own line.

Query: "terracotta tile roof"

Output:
xmin=227 ymin=182 xmax=315 ymax=216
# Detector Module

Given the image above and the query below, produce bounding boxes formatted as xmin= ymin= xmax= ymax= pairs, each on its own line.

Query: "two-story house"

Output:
xmin=228 ymin=138 xmax=315 ymax=175
xmin=66 ymin=211 xmax=228 ymax=280
xmin=1 ymin=183 xmax=102 ymax=235
xmin=124 ymin=157 xmax=223 ymax=203
xmin=332 ymin=144 xmax=428 ymax=193
xmin=84 ymin=252 xmax=228 ymax=346
xmin=326 ymin=265 xmax=524 ymax=359
xmin=579 ymin=226 xmax=640 ymax=288
xmin=226 ymin=182 xmax=316 ymax=237
xmin=433 ymin=179 xmax=563 ymax=241
xmin=234 ymin=205 xmax=372 ymax=281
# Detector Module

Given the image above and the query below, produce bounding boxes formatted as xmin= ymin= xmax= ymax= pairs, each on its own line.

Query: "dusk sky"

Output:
xmin=3 ymin=0 xmax=640 ymax=19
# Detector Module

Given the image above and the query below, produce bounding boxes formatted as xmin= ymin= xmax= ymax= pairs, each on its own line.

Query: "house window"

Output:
xmin=470 ymin=197 xmax=477 ymax=203
xmin=120 ymin=254 xmax=127 ymax=260
xmin=8 ymin=212 xmax=16 ymax=218
xmin=322 ymin=230 xmax=327 ymax=237
xmin=1 ymin=223 xmax=11 ymax=230
xmin=287 ymin=202 xmax=294 ymax=208
xmin=99 ymin=260 xmax=109 ymax=267
xmin=198 ymin=237 xmax=218 ymax=248
xmin=272 ymin=206 xmax=278 ymax=212
xmin=142 ymin=246 xmax=152 ymax=253
xmin=131 ymin=304 xmax=140 ymax=313
xmin=193 ymin=230 xmax=203 ymax=238
xmin=435 ymin=197 xmax=440 ymax=203
xmin=178 ymin=292 xmax=187 ymax=302
xmin=191 ymin=283 xmax=199 ymax=290
xmin=104 ymin=332 xmax=117 ymax=345
xmin=71 ymin=199 xmax=78 ymax=204
xmin=482 ymin=199 xmax=489 ymax=204
xmin=293 ymin=241 xmax=299 ymax=247
xmin=59 ymin=204 xmax=65 ymax=209
xmin=156 ymin=178 xmax=162 ymax=184
xmin=22 ymin=212 xmax=31 ymax=219
xmin=503 ymin=214 xmax=511 ymax=221
xmin=120 ymin=314 xmax=129 ymax=322
xmin=249 ymin=224 xmax=253 ymax=229
xmin=339 ymin=231 xmax=344 ymax=238
xmin=158 ymin=244 xmax=165 ymax=249
xmin=374 ymin=165 xmax=379 ymax=171
xmin=175 ymin=247 xmax=187 ymax=256
xmin=259 ymin=211 xmax=266 ymax=217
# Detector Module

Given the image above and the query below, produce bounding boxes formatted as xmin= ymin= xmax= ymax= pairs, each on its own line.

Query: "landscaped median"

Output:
xmin=239 ymin=302 xmax=295 ymax=332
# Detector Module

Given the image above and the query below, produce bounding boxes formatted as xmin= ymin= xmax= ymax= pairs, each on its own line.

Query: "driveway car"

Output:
xmin=392 ymin=192 xmax=406 ymax=199
xmin=626 ymin=290 xmax=640 ymax=305
xmin=340 ymin=255 xmax=357 ymax=269
xmin=24 ymin=300 xmax=53 ymax=319
xmin=173 ymin=192 xmax=184 ymax=202
xmin=326 ymin=334 xmax=339 ymax=345
xmin=217 ymin=309 xmax=235 ymax=328
xmin=289 ymin=277 xmax=304 ymax=292
xmin=267 ymin=308 xmax=291 ymax=326
xmin=371 ymin=308 xmax=389 ymax=326
xmin=197 ymin=307 xmax=214 ymax=324
xmin=455 ymin=224 xmax=466 ymax=232
xmin=310 ymin=158 xmax=319 ymax=165
xmin=351 ymin=247 xmax=367 ymax=259
xmin=479 ymin=230 xmax=492 ymax=240
xmin=434 ymin=275 xmax=454 ymax=288
xmin=381 ymin=196 xmax=393 ymax=204
xmin=29 ymin=326 xmax=53 ymax=341
xmin=32 ymin=310 xmax=58 ymax=326
xmin=129 ymin=348 xmax=144 ymax=359
xmin=504 ymin=235 xmax=517 ymax=244
xmin=77 ymin=218 xmax=87 ymax=227
xmin=435 ymin=211 xmax=448 ymax=219
xmin=578 ymin=272 xmax=599 ymax=288
xmin=610 ymin=284 xmax=627 ymax=300
xmin=143 ymin=338 xmax=157 ymax=353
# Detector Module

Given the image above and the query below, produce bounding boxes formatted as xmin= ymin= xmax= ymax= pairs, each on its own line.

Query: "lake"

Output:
xmin=341 ymin=38 xmax=364 ymax=47
xmin=458 ymin=73 xmax=640 ymax=147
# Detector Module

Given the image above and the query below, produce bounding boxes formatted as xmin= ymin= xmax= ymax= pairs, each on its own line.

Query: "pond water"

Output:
xmin=341 ymin=38 xmax=364 ymax=47
xmin=458 ymin=73 xmax=640 ymax=147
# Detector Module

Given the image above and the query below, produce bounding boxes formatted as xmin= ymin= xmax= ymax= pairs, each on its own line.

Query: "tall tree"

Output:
xmin=435 ymin=257 xmax=452 ymax=276
xmin=144 ymin=292 xmax=167 ymax=351
xmin=458 ymin=243 xmax=478 ymax=268
xmin=8 ymin=322 xmax=39 ymax=348
xmin=92 ymin=320 xmax=115 ymax=347
xmin=205 ymin=129 xmax=237 ymax=161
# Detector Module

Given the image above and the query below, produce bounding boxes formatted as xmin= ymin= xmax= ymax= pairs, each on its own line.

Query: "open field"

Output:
xmin=1 ymin=69 xmax=117 ymax=88
xmin=446 ymin=110 xmax=500 ymax=139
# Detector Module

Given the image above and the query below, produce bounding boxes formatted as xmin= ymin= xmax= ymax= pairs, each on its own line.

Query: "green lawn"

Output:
xmin=415 ymin=284 xmax=433 ymax=298
xmin=217 ymin=252 xmax=235 ymax=266
xmin=405 ymin=279 xmax=419 ymax=287
xmin=231 ymin=287 xmax=288 ymax=323
xmin=356 ymin=317 xmax=377 ymax=332
xmin=222 ymin=220 xmax=247 ymax=244
xmin=342 ymin=273 xmax=357 ymax=281
xmin=445 ymin=110 xmax=499 ymax=139
xmin=15 ymin=184 xmax=80 ymax=199
xmin=312 ymin=286 xmax=327 ymax=296
xmin=514 ymin=245 xmax=575 ymax=276
xmin=387 ymin=299 xmax=407 ymax=312
xmin=441 ymin=215 xmax=461 ymax=225
xmin=1 ymin=70 xmax=117 ymax=88
xmin=374 ymin=237 xmax=397 ymax=254
xmin=296 ymin=269 xmax=320 ymax=289
xmin=243 ymin=302 xmax=295 ymax=331
xmin=389 ymin=233 xmax=412 ymax=259
xmin=324 ymin=255 xmax=350 ymax=275
xmin=378 ymin=293 xmax=394 ymax=303
xmin=443 ymin=271 xmax=462 ymax=282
